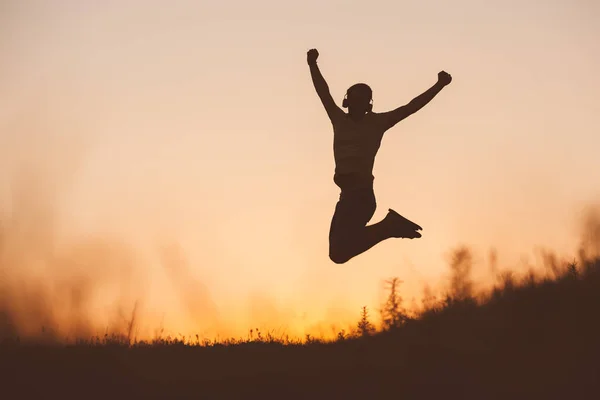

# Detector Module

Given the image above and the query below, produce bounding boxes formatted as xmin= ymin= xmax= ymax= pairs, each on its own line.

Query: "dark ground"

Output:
xmin=1 ymin=257 xmax=599 ymax=399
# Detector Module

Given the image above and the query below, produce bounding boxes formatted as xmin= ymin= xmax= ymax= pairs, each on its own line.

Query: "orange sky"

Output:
xmin=1 ymin=0 xmax=599 ymax=341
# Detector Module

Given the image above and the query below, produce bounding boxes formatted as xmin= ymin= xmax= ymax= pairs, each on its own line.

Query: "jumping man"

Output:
xmin=307 ymin=48 xmax=452 ymax=264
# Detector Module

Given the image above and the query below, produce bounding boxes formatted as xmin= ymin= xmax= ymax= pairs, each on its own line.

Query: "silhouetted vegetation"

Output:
xmin=1 ymin=249 xmax=599 ymax=399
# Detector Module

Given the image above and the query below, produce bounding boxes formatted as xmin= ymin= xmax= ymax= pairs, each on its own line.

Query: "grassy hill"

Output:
xmin=1 ymin=253 xmax=599 ymax=399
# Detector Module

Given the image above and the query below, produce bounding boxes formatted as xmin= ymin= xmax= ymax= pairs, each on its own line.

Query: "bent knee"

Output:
xmin=330 ymin=254 xmax=350 ymax=264
xmin=329 ymin=253 xmax=349 ymax=264
xmin=329 ymin=244 xmax=351 ymax=264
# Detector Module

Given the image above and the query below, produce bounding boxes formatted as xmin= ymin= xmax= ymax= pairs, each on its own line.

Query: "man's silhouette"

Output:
xmin=307 ymin=48 xmax=452 ymax=264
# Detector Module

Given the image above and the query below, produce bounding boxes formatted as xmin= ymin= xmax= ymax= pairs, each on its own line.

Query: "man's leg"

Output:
xmin=351 ymin=217 xmax=418 ymax=258
xmin=329 ymin=190 xmax=422 ymax=264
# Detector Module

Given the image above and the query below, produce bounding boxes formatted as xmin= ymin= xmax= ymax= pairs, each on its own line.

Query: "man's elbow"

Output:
xmin=315 ymin=82 xmax=329 ymax=95
xmin=390 ymin=107 xmax=412 ymax=123
xmin=405 ymin=101 xmax=420 ymax=113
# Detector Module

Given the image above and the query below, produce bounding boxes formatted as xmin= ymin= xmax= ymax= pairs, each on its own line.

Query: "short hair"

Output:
xmin=346 ymin=83 xmax=372 ymax=98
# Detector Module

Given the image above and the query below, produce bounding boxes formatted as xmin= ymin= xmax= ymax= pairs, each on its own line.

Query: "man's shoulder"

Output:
xmin=368 ymin=112 xmax=391 ymax=130
xmin=329 ymin=109 xmax=347 ymax=125
xmin=333 ymin=112 xmax=388 ymax=131
xmin=369 ymin=111 xmax=387 ymax=120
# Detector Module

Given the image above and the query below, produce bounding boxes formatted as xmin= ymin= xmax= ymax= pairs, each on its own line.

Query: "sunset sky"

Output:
xmin=1 ymin=0 xmax=599 ymax=340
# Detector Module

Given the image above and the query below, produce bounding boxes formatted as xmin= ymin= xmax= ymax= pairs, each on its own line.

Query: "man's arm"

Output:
xmin=381 ymin=71 xmax=452 ymax=130
xmin=307 ymin=49 xmax=342 ymax=121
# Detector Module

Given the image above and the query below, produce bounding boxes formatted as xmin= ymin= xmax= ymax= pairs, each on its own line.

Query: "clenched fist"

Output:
xmin=307 ymin=48 xmax=319 ymax=65
xmin=438 ymin=71 xmax=452 ymax=86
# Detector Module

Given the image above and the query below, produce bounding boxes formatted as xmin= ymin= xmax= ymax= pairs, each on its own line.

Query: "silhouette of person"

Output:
xmin=307 ymin=48 xmax=452 ymax=264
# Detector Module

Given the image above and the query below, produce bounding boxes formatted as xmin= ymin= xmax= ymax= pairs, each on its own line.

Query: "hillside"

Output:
xmin=1 ymin=255 xmax=599 ymax=399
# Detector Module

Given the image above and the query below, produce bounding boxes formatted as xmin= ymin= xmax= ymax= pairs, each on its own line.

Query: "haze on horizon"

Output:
xmin=1 ymin=0 xmax=599 ymax=340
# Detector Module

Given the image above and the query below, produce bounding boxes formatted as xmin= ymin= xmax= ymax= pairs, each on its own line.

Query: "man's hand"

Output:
xmin=307 ymin=49 xmax=319 ymax=65
xmin=437 ymin=71 xmax=452 ymax=86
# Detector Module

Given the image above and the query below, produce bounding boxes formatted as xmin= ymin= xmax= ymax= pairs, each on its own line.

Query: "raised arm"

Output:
xmin=307 ymin=49 xmax=343 ymax=121
xmin=381 ymin=71 xmax=452 ymax=130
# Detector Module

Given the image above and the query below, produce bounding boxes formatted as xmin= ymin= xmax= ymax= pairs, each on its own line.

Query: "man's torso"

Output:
xmin=331 ymin=112 xmax=387 ymax=190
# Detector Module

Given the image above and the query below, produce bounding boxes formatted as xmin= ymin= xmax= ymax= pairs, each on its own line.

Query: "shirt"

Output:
xmin=330 ymin=111 xmax=390 ymax=190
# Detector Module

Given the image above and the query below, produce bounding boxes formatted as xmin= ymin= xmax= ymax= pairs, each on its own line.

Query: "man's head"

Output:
xmin=342 ymin=83 xmax=373 ymax=114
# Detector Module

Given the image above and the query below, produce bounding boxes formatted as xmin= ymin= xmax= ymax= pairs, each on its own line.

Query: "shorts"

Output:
xmin=329 ymin=186 xmax=377 ymax=246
